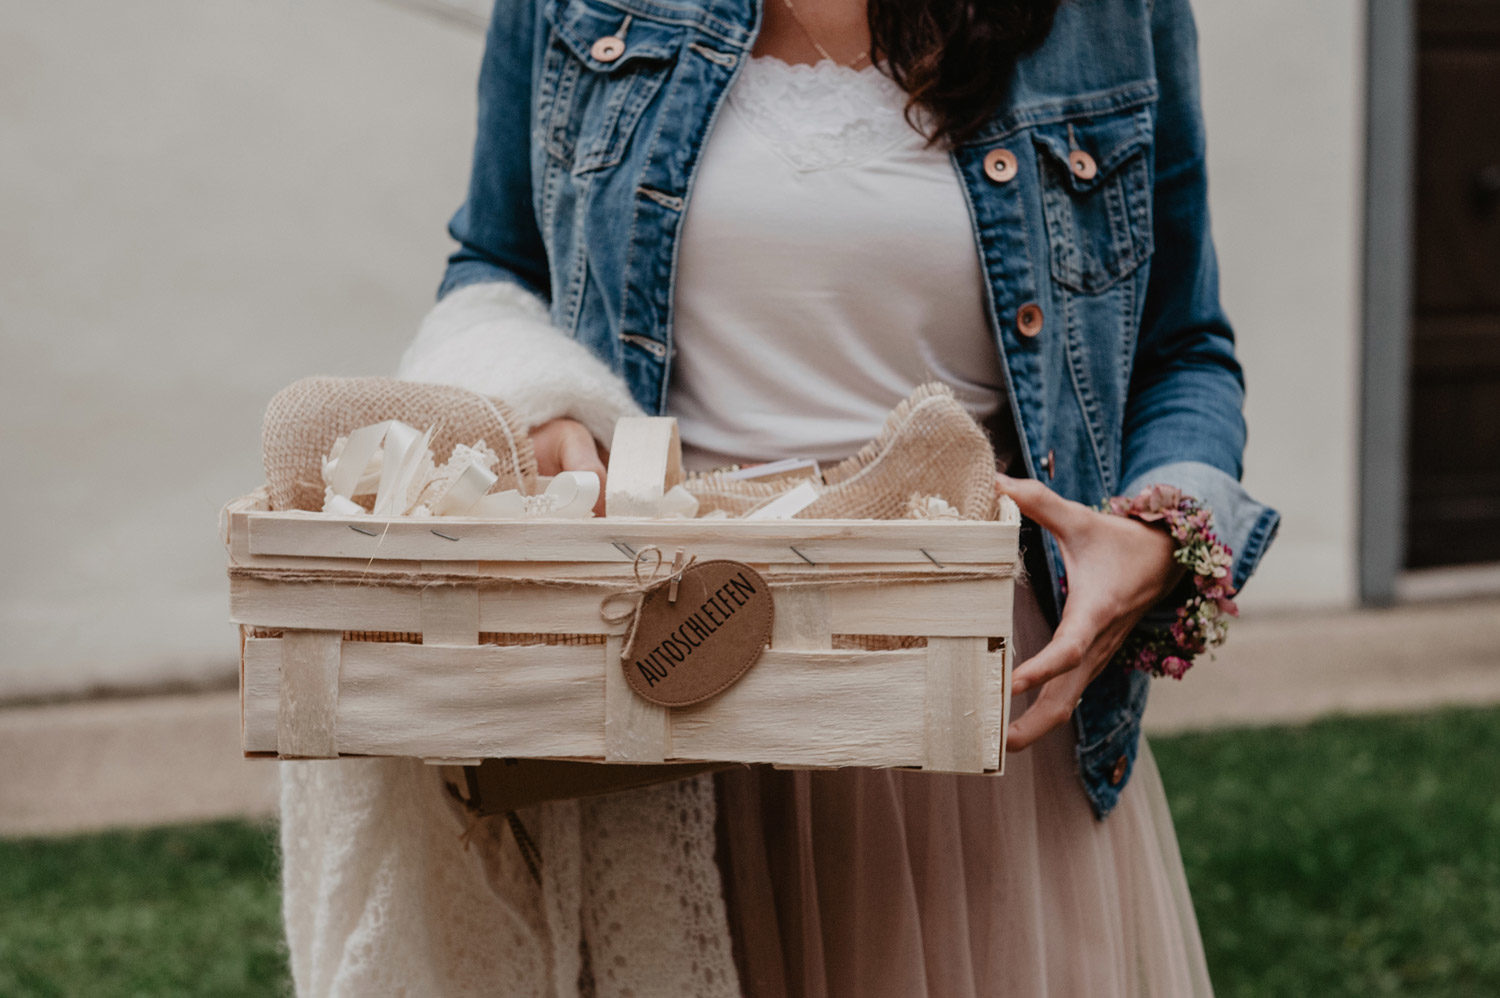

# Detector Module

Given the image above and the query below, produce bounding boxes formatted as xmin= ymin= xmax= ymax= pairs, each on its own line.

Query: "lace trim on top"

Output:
xmin=728 ymin=55 xmax=927 ymax=172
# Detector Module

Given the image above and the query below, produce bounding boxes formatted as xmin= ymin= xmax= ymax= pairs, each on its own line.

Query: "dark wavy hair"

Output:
xmin=868 ymin=0 xmax=1063 ymax=146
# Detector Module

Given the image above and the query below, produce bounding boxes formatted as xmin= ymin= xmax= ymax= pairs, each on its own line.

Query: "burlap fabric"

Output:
xmin=684 ymin=383 xmax=1000 ymax=521
xmin=262 ymin=376 xmax=537 ymax=511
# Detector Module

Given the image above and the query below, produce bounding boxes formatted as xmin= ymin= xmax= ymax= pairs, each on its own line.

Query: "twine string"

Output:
xmin=228 ymin=562 xmax=1013 ymax=590
xmin=598 ymin=545 xmax=698 ymax=661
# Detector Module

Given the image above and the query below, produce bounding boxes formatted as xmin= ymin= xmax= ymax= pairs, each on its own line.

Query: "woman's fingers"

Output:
xmin=1008 ymin=608 xmax=1126 ymax=750
xmin=994 ymin=472 xmax=1082 ymax=536
xmin=554 ymin=428 xmax=608 ymax=516
xmin=531 ymin=418 xmax=610 ymax=515
xmin=1007 ymin=668 xmax=1090 ymax=752
xmin=557 ymin=424 xmax=608 ymax=478
xmin=1011 ymin=610 xmax=1098 ymax=694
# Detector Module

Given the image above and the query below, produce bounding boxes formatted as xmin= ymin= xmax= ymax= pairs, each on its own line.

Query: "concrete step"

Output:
xmin=0 ymin=692 xmax=277 ymax=837
xmin=1145 ymin=595 xmax=1500 ymax=734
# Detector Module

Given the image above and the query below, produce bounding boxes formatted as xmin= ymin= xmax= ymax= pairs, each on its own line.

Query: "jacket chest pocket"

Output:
xmin=539 ymin=0 xmax=683 ymax=175
xmin=1032 ymin=108 xmax=1155 ymax=294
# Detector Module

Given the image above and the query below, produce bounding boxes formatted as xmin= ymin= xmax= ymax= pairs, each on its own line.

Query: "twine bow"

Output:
xmin=600 ymin=545 xmax=697 ymax=661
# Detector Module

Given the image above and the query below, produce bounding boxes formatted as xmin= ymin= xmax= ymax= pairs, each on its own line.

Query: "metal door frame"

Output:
xmin=1359 ymin=0 xmax=1416 ymax=604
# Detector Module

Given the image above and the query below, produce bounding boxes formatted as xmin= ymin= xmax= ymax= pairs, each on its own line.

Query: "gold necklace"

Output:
xmin=777 ymin=0 xmax=871 ymax=69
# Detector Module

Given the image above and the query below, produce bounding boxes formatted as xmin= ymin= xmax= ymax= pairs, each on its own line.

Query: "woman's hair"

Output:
xmin=868 ymin=0 xmax=1063 ymax=146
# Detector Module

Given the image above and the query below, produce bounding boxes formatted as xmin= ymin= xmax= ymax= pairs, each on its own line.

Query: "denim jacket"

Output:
xmin=439 ymin=0 xmax=1280 ymax=817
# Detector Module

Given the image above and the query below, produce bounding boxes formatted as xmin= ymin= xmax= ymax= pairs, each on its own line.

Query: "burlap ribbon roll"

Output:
xmin=683 ymin=383 xmax=1001 ymax=521
xmin=262 ymin=376 xmax=537 ymax=512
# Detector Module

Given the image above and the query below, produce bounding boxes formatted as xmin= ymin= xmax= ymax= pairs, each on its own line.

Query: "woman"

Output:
xmin=281 ymin=0 xmax=1279 ymax=993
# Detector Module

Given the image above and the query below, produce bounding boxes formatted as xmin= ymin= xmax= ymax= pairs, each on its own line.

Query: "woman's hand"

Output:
xmin=996 ymin=472 xmax=1186 ymax=752
xmin=531 ymin=417 xmax=609 ymax=516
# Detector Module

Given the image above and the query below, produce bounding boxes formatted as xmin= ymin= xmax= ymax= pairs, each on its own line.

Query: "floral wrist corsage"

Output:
xmin=1102 ymin=484 xmax=1237 ymax=680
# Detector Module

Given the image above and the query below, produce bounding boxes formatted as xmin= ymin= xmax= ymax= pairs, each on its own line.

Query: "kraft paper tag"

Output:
xmin=623 ymin=560 xmax=774 ymax=707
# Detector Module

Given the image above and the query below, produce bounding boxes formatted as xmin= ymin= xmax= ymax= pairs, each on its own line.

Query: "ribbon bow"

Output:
xmin=600 ymin=546 xmax=697 ymax=661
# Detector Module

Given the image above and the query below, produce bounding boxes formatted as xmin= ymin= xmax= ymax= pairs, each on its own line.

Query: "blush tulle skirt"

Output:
xmin=279 ymin=586 xmax=1213 ymax=997
xmin=712 ymin=579 xmax=1214 ymax=997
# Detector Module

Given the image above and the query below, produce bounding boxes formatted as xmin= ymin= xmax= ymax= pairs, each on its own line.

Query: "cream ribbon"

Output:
xmin=430 ymin=460 xmax=500 ymax=515
xmin=321 ymin=419 xmax=598 ymax=519
xmin=322 ymin=420 xmax=435 ymax=516
xmin=470 ymin=471 xmax=600 ymax=519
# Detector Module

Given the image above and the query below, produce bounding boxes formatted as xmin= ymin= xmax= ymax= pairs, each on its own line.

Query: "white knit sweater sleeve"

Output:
xmin=278 ymin=282 xmax=738 ymax=998
xmin=395 ymin=280 xmax=646 ymax=441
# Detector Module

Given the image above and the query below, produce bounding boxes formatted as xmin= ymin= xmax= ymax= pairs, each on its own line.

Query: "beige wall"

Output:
xmin=1195 ymin=0 xmax=1367 ymax=610
xmin=0 ymin=0 xmax=484 ymax=699
xmin=0 ymin=0 xmax=1367 ymax=699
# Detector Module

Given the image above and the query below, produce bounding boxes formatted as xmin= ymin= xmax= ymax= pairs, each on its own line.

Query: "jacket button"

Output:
xmin=591 ymin=36 xmax=626 ymax=61
xmin=983 ymin=148 xmax=1018 ymax=183
xmin=1016 ymin=302 xmax=1044 ymax=337
xmin=1109 ymin=755 xmax=1128 ymax=786
xmin=1040 ymin=450 xmax=1055 ymax=478
xmin=1069 ymin=149 xmax=1098 ymax=181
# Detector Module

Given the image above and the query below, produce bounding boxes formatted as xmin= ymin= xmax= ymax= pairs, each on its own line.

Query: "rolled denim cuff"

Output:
xmin=438 ymin=260 xmax=548 ymax=304
xmin=1119 ymin=460 xmax=1280 ymax=593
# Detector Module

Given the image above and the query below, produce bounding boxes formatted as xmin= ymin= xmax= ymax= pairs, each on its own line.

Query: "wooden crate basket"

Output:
xmin=224 ymin=418 xmax=1021 ymax=774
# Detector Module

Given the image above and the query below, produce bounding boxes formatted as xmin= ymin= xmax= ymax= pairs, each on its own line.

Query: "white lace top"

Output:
xmin=669 ymin=56 xmax=1007 ymax=470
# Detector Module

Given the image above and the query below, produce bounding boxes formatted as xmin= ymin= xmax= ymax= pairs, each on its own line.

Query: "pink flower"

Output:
xmin=1102 ymin=485 xmax=1237 ymax=680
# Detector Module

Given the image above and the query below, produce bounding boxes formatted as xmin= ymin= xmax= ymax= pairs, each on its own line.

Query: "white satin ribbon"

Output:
xmin=374 ymin=423 xmax=435 ymax=516
xmin=744 ymin=480 xmax=820 ymax=520
xmin=325 ymin=421 xmax=390 ymax=499
xmin=320 ymin=420 xmax=600 ymax=519
xmin=431 ymin=461 xmax=501 ymax=516
xmin=322 ymin=420 xmax=434 ymax=516
xmin=469 ymin=470 xmax=599 ymax=519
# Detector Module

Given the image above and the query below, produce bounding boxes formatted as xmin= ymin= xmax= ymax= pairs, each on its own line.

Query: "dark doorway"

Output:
xmin=1406 ymin=0 xmax=1500 ymax=568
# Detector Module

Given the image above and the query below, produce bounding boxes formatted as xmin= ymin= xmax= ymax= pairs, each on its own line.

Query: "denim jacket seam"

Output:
xmin=1118 ymin=270 xmax=1143 ymax=402
xmin=618 ymin=107 xmax=663 ymax=363
xmin=958 ymin=80 xmax=1160 ymax=149
xmin=1011 ymin=147 xmax=1047 ymax=483
xmin=537 ymin=158 xmax=564 ymax=278
xmin=1104 ymin=166 xmax=1134 ymax=276
xmin=550 ymin=0 xmax=750 ymax=49
xmin=1109 ymin=276 xmax=1141 ymax=491
xmin=542 ymin=51 xmax=583 ymax=165
xmin=1077 ymin=706 xmax=1140 ymax=756
xmin=576 ymin=63 xmax=637 ymax=175
xmin=1062 ymin=293 xmax=1114 ymax=492
xmin=560 ymin=174 xmax=592 ymax=331
xmin=1038 ymin=166 xmax=1077 ymax=284
xmin=572 ymin=64 xmax=674 ymax=176
xmin=1234 ymin=506 xmax=1281 ymax=591
xmin=950 ymin=147 xmax=1040 ymax=487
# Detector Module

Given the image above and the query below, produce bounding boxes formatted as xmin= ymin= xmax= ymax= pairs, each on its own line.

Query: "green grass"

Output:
xmin=1 ymin=708 xmax=1497 ymax=996
xmin=0 ymin=820 xmax=287 ymax=997
xmin=1155 ymin=706 xmax=1500 ymax=997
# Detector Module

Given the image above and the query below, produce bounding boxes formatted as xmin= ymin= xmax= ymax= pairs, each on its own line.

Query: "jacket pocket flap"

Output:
xmin=546 ymin=0 xmax=685 ymax=72
xmin=1031 ymin=110 xmax=1154 ymax=193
